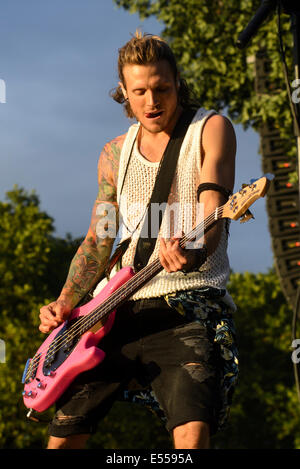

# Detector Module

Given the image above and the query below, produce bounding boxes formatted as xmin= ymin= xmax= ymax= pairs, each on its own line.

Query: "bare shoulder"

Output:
xmin=103 ymin=133 xmax=127 ymax=159
xmin=97 ymin=133 xmax=127 ymax=188
xmin=200 ymin=113 xmax=236 ymax=191
xmin=203 ymin=114 xmax=236 ymax=140
xmin=99 ymin=133 xmax=127 ymax=168
xmin=96 ymin=133 xmax=127 ymax=202
xmin=201 ymin=114 xmax=236 ymax=161
xmin=202 ymin=114 xmax=236 ymax=155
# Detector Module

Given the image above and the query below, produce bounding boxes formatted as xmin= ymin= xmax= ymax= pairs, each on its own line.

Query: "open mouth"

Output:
xmin=145 ymin=110 xmax=163 ymax=119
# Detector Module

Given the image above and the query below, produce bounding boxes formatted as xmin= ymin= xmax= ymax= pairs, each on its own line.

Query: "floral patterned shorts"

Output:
xmin=48 ymin=287 xmax=238 ymax=437
xmin=120 ymin=287 xmax=239 ymax=433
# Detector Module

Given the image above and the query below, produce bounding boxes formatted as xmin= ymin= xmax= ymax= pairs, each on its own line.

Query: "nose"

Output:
xmin=146 ymin=90 xmax=159 ymax=108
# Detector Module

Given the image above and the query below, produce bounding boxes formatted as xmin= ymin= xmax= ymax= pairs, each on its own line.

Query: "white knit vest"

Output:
xmin=114 ymin=107 xmax=231 ymax=301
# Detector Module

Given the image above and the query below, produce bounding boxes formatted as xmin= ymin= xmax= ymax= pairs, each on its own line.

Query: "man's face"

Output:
xmin=120 ymin=60 xmax=180 ymax=134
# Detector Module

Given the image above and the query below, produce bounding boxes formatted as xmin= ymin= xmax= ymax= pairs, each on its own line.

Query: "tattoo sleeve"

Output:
xmin=59 ymin=135 xmax=125 ymax=308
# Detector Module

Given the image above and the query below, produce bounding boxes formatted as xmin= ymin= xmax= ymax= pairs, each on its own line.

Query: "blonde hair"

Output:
xmin=110 ymin=31 xmax=198 ymax=118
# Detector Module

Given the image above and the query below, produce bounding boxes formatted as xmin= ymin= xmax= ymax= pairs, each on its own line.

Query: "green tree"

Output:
xmin=106 ymin=4 xmax=300 ymax=446
xmin=84 ymin=270 xmax=300 ymax=449
xmin=0 ymin=186 xmax=171 ymax=449
xmin=213 ymin=270 xmax=300 ymax=449
xmin=0 ymin=186 xmax=81 ymax=448
xmin=1 ymin=187 xmax=299 ymax=448
xmin=114 ymin=0 xmax=298 ymax=172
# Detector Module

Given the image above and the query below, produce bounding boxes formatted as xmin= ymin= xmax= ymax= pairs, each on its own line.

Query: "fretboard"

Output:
xmin=76 ymin=205 xmax=224 ymax=334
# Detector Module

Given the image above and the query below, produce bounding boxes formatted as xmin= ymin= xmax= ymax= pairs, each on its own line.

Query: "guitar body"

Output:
xmin=22 ymin=266 xmax=135 ymax=413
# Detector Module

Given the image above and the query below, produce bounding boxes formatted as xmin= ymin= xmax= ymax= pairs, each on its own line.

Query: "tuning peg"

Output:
xmin=241 ymin=183 xmax=248 ymax=188
xmin=263 ymin=173 xmax=275 ymax=181
xmin=240 ymin=209 xmax=254 ymax=223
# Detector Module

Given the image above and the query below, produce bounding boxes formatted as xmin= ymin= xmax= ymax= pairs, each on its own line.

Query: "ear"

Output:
xmin=119 ymin=81 xmax=128 ymax=100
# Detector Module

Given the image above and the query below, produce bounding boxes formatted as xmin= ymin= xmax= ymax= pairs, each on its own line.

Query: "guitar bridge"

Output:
xmin=22 ymin=354 xmax=41 ymax=384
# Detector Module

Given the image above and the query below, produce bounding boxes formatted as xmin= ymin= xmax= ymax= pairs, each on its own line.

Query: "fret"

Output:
xmin=77 ymin=209 xmax=221 ymax=335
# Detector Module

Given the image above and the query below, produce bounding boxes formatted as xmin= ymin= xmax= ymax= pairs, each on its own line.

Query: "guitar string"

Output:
xmin=25 ymin=207 xmax=224 ymax=381
xmin=27 ymin=178 xmax=263 ymax=383
xmin=25 ymin=208 xmax=222 ymax=382
xmin=48 ymin=210 xmax=216 ymax=345
xmin=62 ymin=209 xmax=222 ymax=341
xmin=25 ymin=206 xmax=224 ymax=383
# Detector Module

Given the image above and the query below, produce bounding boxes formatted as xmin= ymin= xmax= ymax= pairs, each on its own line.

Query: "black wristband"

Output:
xmin=197 ymin=183 xmax=232 ymax=202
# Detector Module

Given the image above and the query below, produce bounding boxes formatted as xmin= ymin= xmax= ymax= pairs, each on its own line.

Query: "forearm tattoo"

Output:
xmin=60 ymin=136 xmax=124 ymax=307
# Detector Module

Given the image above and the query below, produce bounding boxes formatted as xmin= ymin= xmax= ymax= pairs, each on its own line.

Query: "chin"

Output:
xmin=140 ymin=117 xmax=170 ymax=134
xmin=144 ymin=124 xmax=166 ymax=135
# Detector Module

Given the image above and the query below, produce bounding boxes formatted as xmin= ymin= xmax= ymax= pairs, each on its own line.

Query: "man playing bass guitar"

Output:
xmin=39 ymin=31 xmax=238 ymax=449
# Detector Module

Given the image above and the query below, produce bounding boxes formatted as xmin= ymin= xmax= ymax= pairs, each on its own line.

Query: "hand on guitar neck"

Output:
xmin=159 ymin=234 xmax=207 ymax=274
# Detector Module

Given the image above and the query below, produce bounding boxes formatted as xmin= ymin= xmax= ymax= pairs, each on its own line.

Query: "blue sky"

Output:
xmin=0 ymin=0 xmax=273 ymax=273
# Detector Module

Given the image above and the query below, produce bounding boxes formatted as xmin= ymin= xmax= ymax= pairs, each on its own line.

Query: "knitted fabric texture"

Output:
xmin=116 ymin=108 xmax=231 ymax=300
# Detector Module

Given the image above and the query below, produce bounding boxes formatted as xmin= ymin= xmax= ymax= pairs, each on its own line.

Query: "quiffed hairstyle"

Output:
xmin=110 ymin=31 xmax=199 ymax=118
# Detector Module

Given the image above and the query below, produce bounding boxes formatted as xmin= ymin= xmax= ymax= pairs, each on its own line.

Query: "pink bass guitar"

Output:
xmin=22 ymin=175 xmax=272 ymax=415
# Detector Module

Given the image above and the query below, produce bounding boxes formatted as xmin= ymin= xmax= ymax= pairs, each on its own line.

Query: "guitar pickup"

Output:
xmin=240 ymin=209 xmax=254 ymax=223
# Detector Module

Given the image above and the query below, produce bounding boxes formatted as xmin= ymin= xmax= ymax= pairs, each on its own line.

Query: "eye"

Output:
xmin=133 ymin=89 xmax=145 ymax=96
xmin=156 ymin=86 xmax=169 ymax=93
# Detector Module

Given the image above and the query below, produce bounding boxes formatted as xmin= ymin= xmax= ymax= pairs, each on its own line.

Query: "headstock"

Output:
xmin=222 ymin=174 xmax=274 ymax=221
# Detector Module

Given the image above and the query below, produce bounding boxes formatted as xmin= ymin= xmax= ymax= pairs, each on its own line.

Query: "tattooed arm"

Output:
xmin=39 ymin=135 xmax=125 ymax=333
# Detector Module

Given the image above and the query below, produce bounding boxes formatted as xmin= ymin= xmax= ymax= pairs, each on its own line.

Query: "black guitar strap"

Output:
xmin=134 ymin=108 xmax=196 ymax=271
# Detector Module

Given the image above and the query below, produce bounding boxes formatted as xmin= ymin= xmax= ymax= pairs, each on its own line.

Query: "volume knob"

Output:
xmin=23 ymin=390 xmax=36 ymax=398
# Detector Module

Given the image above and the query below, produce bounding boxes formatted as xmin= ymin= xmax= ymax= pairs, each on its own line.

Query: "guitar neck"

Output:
xmin=78 ymin=174 xmax=274 ymax=334
xmin=132 ymin=204 xmax=224 ymax=287
xmin=83 ymin=204 xmax=226 ymax=329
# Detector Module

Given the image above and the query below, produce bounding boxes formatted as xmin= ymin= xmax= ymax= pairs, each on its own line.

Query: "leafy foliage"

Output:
xmin=0 ymin=187 xmax=299 ymax=448
xmin=2 ymin=2 xmax=299 ymax=450
xmin=0 ymin=186 xmax=82 ymax=448
xmin=212 ymin=270 xmax=300 ymax=449
xmin=114 ymin=0 xmax=298 ymax=173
